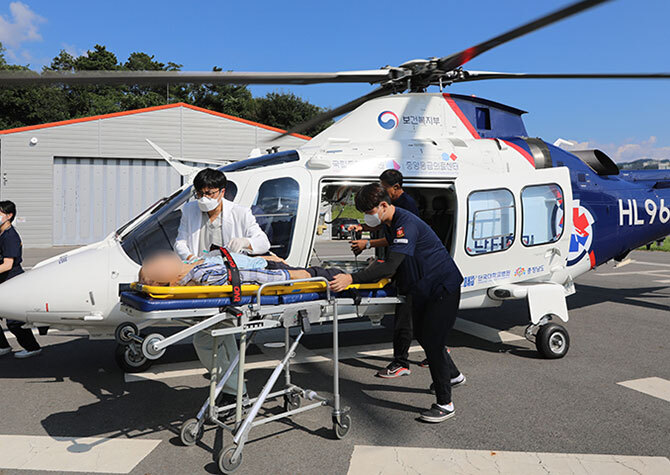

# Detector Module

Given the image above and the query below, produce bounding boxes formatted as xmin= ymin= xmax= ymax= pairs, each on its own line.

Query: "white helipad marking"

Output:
xmin=454 ymin=318 xmax=524 ymax=343
xmin=618 ymin=377 xmax=670 ymax=403
xmin=0 ymin=435 xmax=160 ymax=474
xmin=347 ymin=446 xmax=670 ymax=475
xmin=632 ymin=260 xmax=670 ymax=268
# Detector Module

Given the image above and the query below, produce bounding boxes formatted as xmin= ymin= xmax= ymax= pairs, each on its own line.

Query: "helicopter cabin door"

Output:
xmin=452 ymin=167 xmax=572 ymax=299
xmin=235 ymin=166 xmax=314 ymax=267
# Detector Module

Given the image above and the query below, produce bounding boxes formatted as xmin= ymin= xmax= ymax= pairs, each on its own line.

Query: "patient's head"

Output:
xmin=138 ymin=252 xmax=187 ymax=286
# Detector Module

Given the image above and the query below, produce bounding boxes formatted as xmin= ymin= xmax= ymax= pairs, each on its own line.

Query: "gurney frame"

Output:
xmin=119 ymin=277 xmax=401 ymax=474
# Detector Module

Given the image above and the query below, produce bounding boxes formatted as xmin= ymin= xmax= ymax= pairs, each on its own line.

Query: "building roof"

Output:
xmin=0 ymin=102 xmax=312 ymax=140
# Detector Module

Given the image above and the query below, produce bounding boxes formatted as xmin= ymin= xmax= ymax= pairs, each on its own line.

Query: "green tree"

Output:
xmin=251 ymin=92 xmax=332 ymax=136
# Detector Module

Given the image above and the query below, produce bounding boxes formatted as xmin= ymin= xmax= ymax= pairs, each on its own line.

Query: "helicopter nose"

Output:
xmin=0 ymin=271 xmax=34 ymax=320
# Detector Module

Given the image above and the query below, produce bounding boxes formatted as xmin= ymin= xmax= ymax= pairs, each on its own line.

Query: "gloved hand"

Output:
xmin=228 ymin=237 xmax=251 ymax=253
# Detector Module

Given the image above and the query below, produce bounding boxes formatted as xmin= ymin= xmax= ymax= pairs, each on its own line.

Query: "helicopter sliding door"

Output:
xmin=453 ymin=167 xmax=572 ymax=306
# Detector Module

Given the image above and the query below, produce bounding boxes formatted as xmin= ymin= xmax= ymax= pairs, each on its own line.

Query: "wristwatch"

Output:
xmin=365 ymin=240 xmax=371 ymax=249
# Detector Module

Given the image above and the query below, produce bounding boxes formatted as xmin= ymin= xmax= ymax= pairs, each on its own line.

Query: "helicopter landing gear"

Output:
xmin=525 ymin=315 xmax=570 ymax=359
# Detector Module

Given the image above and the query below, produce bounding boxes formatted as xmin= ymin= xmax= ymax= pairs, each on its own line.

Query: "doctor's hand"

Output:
xmin=228 ymin=237 xmax=251 ymax=253
xmin=329 ymin=273 xmax=353 ymax=292
xmin=346 ymin=224 xmax=363 ymax=232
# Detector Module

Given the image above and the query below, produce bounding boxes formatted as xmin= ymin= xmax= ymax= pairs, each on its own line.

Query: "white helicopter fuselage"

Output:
xmin=0 ymin=93 xmax=583 ymax=338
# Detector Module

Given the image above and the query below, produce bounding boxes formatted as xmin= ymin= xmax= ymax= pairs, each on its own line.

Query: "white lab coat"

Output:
xmin=174 ymin=198 xmax=270 ymax=396
xmin=174 ymin=198 xmax=271 ymax=259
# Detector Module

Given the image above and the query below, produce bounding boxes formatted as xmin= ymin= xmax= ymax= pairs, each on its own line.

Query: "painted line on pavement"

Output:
xmin=347 ymin=446 xmax=670 ymax=475
xmin=0 ymin=434 xmax=160 ymax=474
xmin=629 ymin=260 xmax=670 ymax=268
xmin=618 ymin=377 xmax=670 ymax=403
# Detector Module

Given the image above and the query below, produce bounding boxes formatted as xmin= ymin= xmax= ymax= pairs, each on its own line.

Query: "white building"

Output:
xmin=0 ymin=103 xmax=309 ymax=247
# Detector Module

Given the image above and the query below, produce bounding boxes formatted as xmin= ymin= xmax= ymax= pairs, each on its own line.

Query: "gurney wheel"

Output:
xmin=283 ymin=393 xmax=302 ymax=411
xmin=180 ymin=418 xmax=202 ymax=446
xmin=218 ymin=446 xmax=242 ymax=473
xmin=141 ymin=333 xmax=166 ymax=360
xmin=115 ymin=343 xmax=152 ymax=373
xmin=115 ymin=322 xmax=138 ymax=344
xmin=333 ymin=414 xmax=351 ymax=440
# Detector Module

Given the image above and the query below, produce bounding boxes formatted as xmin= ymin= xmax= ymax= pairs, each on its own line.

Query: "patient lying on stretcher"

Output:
xmin=138 ymin=250 xmax=345 ymax=287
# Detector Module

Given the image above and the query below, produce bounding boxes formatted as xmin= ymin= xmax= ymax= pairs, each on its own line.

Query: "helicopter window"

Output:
xmin=521 ymin=184 xmax=564 ymax=246
xmin=475 ymin=107 xmax=491 ymax=130
xmin=252 ymin=177 xmax=299 ymax=259
xmin=466 ymin=189 xmax=515 ymax=256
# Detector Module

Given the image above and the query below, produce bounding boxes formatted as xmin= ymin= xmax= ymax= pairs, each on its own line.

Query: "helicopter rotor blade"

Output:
xmin=0 ymin=69 xmax=395 ymax=87
xmin=276 ymin=85 xmax=396 ymax=138
xmin=454 ymin=70 xmax=670 ymax=82
xmin=437 ymin=0 xmax=613 ymax=72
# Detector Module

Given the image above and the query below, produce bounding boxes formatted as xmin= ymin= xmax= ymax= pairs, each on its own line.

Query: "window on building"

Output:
xmin=521 ymin=184 xmax=564 ymax=246
xmin=252 ymin=177 xmax=299 ymax=258
xmin=466 ymin=189 xmax=515 ymax=255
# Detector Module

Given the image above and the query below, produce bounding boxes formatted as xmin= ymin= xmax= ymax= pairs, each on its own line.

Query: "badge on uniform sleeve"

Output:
xmin=396 ymin=227 xmax=405 ymax=238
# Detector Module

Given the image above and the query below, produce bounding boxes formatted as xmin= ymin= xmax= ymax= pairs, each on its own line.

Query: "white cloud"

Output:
xmin=557 ymin=136 xmax=670 ymax=163
xmin=0 ymin=2 xmax=46 ymax=58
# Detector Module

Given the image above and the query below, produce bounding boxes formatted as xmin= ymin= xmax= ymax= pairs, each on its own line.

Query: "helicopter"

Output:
xmin=0 ymin=0 xmax=669 ymax=371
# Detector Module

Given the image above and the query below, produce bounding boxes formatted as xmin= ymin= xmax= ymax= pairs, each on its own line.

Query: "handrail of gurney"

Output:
xmin=253 ymin=277 xmax=332 ymax=310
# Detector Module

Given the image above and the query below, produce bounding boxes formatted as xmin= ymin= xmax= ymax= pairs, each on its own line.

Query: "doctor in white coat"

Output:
xmin=175 ymin=168 xmax=270 ymax=401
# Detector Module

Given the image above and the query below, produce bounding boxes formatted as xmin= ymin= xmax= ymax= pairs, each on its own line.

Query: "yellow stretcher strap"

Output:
xmin=131 ymin=278 xmax=391 ymax=300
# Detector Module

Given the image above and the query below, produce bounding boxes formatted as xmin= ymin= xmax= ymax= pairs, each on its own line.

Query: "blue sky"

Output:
xmin=1 ymin=0 xmax=669 ymax=161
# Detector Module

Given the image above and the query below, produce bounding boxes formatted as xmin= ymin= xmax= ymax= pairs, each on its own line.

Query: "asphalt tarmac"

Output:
xmin=1 ymin=248 xmax=669 ymax=474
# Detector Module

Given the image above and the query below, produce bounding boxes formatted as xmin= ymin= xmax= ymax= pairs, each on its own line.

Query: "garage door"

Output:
xmin=53 ymin=157 xmax=191 ymax=245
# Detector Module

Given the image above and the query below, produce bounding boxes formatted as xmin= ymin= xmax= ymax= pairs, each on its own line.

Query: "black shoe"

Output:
xmin=429 ymin=374 xmax=467 ymax=394
xmin=377 ymin=361 xmax=411 ymax=378
xmin=419 ymin=358 xmax=429 ymax=368
xmin=420 ymin=403 xmax=455 ymax=423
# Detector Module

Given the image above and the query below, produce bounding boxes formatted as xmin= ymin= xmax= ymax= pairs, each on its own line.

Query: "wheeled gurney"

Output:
xmin=118 ymin=277 xmax=401 ymax=473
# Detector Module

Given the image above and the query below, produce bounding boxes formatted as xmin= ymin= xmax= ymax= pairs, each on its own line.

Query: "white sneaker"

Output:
xmin=14 ymin=349 xmax=42 ymax=359
xmin=0 ymin=347 xmax=12 ymax=357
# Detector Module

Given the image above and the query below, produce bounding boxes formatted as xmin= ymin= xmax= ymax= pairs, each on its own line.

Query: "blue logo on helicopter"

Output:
xmin=378 ymin=111 xmax=398 ymax=130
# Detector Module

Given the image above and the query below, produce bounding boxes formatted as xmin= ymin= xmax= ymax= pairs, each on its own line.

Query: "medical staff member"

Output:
xmin=0 ymin=201 xmax=42 ymax=358
xmin=350 ymin=169 xmax=421 ymax=378
xmin=175 ymin=168 xmax=270 ymax=402
xmin=330 ymin=183 xmax=465 ymax=423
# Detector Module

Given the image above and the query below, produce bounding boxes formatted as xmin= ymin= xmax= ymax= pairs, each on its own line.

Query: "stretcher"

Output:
xmin=118 ymin=277 xmax=402 ymax=474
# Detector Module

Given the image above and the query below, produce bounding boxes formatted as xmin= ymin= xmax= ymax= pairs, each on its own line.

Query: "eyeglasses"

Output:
xmin=193 ymin=189 xmax=222 ymax=199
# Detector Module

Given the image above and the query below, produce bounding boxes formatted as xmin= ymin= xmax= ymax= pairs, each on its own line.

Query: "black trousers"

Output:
xmin=412 ymin=287 xmax=461 ymax=405
xmin=0 ymin=319 xmax=41 ymax=352
xmin=393 ymin=298 xmax=413 ymax=368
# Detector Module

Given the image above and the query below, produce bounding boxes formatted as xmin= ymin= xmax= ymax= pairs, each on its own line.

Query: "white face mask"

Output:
xmin=198 ymin=196 xmax=220 ymax=212
xmin=363 ymin=208 xmax=382 ymax=227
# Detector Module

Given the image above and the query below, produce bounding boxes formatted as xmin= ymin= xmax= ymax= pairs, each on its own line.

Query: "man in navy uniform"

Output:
xmin=330 ymin=183 xmax=465 ymax=422
xmin=350 ymin=169 xmax=423 ymax=378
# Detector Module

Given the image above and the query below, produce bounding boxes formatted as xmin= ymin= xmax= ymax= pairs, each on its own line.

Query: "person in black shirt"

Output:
xmin=331 ymin=184 xmax=465 ymax=423
xmin=379 ymin=169 xmax=419 ymax=216
xmin=0 ymin=201 xmax=42 ymax=358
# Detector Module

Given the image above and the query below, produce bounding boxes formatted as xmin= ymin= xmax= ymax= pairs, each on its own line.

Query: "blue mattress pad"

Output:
xmin=120 ymin=288 xmax=396 ymax=313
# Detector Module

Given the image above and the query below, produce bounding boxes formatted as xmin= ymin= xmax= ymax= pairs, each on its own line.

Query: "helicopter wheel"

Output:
xmin=535 ymin=323 xmax=570 ymax=359
xmin=115 ymin=343 xmax=153 ymax=373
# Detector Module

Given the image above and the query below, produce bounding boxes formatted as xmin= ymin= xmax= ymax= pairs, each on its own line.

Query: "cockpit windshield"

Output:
xmin=118 ymin=150 xmax=299 ymax=265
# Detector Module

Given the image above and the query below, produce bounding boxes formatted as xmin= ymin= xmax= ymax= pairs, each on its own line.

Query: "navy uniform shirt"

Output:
xmin=392 ymin=192 xmax=419 ymax=216
xmin=0 ymin=226 xmax=24 ymax=284
xmin=383 ymin=207 xmax=463 ymax=297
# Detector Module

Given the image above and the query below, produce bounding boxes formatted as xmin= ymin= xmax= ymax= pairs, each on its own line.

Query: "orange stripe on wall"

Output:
xmin=0 ymin=102 xmax=311 ymax=141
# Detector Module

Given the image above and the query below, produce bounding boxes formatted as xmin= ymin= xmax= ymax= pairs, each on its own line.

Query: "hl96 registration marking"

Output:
xmin=619 ymin=199 xmax=670 ymax=226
